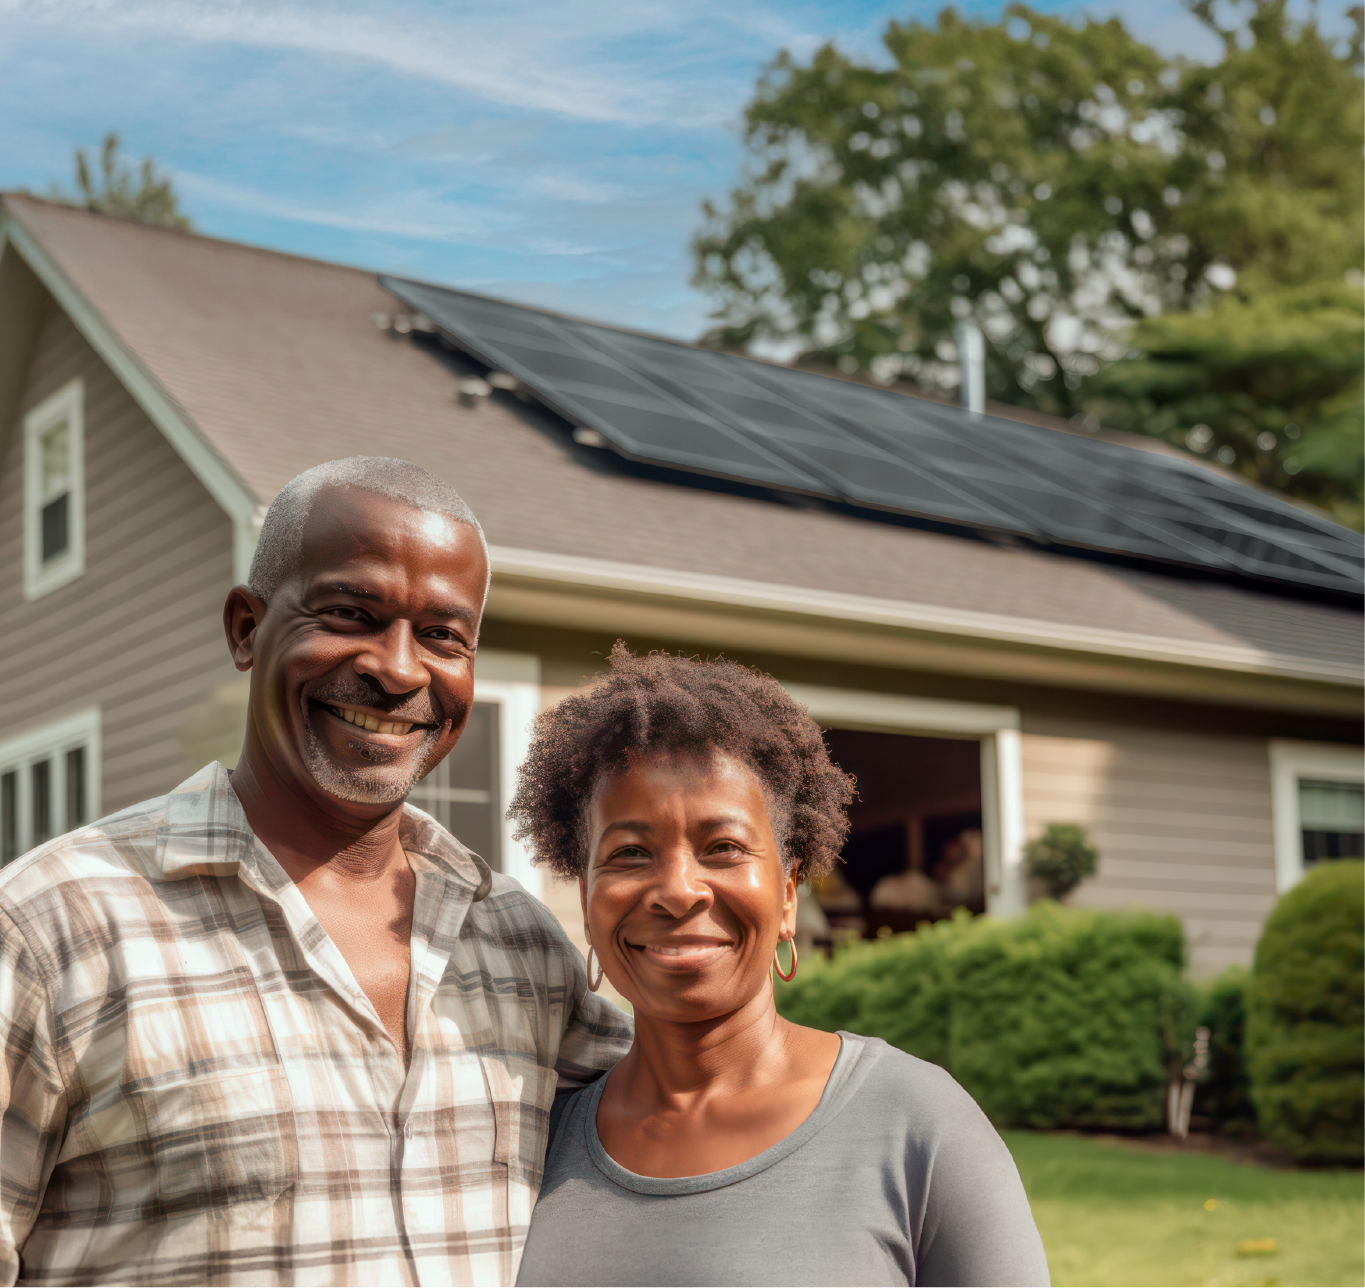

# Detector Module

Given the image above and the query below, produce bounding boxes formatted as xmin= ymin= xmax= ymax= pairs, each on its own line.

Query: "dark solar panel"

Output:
xmin=382 ymin=275 xmax=1364 ymax=596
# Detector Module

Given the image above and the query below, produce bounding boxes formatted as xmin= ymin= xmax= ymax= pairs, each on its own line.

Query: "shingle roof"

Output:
xmin=4 ymin=195 xmax=1361 ymax=682
xmin=383 ymin=275 xmax=1362 ymax=596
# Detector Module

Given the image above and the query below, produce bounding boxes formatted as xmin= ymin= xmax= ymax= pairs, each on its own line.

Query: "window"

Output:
xmin=1269 ymin=740 xmax=1365 ymax=892
xmin=23 ymin=377 xmax=85 ymax=601
xmin=404 ymin=655 xmax=542 ymax=896
xmin=407 ymin=701 xmax=502 ymax=868
xmin=0 ymin=709 xmax=101 ymax=867
xmin=1298 ymin=780 xmax=1364 ymax=866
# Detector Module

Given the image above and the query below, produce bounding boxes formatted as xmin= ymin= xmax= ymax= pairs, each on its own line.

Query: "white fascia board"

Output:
xmin=0 ymin=213 xmax=260 ymax=583
xmin=487 ymin=545 xmax=1363 ymax=689
xmin=785 ymin=682 xmax=1018 ymax=736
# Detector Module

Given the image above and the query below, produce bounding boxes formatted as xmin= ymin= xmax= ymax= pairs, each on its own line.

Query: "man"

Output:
xmin=0 ymin=457 xmax=631 ymax=1287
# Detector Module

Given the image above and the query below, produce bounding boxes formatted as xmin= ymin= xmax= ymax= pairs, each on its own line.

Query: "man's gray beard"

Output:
xmin=302 ymin=724 xmax=441 ymax=805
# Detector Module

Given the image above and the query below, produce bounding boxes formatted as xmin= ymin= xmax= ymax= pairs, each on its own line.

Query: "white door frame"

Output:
xmin=783 ymin=684 xmax=1026 ymax=916
xmin=474 ymin=649 xmax=542 ymax=898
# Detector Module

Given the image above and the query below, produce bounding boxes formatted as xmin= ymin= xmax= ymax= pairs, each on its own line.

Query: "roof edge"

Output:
xmin=486 ymin=545 xmax=1364 ymax=707
xmin=0 ymin=199 xmax=261 ymax=582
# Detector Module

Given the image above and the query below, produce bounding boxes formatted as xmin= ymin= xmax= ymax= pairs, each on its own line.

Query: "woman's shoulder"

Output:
xmin=547 ymin=1080 xmax=596 ymax=1152
xmin=834 ymin=1032 xmax=998 ymax=1136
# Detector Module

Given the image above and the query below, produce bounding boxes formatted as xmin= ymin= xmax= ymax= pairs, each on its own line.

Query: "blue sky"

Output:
xmin=0 ymin=0 xmax=1349 ymax=339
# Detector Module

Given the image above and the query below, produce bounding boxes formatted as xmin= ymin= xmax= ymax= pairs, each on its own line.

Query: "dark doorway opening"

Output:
xmin=813 ymin=729 xmax=984 ymax=940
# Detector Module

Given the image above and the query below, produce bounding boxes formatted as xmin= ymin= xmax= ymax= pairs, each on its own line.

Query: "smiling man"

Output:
xmin=0 ymin=457 xmax=632 ymax=1288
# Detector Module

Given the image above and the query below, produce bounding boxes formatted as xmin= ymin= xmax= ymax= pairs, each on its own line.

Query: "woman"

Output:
xmin=511 ymin=644 xmax=1049 ymax=1288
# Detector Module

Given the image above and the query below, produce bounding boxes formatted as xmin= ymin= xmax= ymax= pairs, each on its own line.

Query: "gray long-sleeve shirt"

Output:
xmin=517 ymin=1032 xmax=1050 ymax=1287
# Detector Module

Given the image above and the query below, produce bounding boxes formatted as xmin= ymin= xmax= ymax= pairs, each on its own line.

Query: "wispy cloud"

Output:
xmin=6 ymin=0 xmax=1344 ymax=343
xmin=3 ymin=0 xmax=828 ymax=127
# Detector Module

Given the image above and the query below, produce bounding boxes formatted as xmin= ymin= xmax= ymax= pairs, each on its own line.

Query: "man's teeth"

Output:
xmin=331 ymin=706 xmax=414 ymax=735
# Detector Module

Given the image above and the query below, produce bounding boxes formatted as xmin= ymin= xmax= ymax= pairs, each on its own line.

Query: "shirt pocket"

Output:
xmin=478 ymin=1048 xmax=556 ymax=1241
xmin=128 ymin=1064 xmax=298 ymax=1214
xmin=477 ymin=1050 xmax=556 ymax=1180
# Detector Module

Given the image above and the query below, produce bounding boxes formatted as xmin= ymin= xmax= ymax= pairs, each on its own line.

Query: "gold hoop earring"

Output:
xmin=773 ymin=933 xmax=798 ymax=983
xmin=586 ymin=946 xmax=605 ymax=993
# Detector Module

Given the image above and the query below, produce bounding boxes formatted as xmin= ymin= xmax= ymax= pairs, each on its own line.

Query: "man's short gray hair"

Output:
xmin=248 ymin=457 xmax=488 ymax=603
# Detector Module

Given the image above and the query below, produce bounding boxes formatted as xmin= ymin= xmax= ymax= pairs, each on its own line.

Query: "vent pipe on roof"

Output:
xmin=954 ymin=321 xmax=985 ymax=415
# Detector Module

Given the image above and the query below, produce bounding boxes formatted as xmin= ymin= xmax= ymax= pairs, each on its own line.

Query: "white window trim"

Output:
xmin=782 ymin=684 xmax=1026 ymax=916
xmin=0 ymin=707 xmax=102 ymax=860
xmin=23 ymin=376 xmax=86 ymax=601
xmin=473 ymin=649 xmax=542 ymax=898
xmin=1268 ymin=739 xmax=1365 ymax=893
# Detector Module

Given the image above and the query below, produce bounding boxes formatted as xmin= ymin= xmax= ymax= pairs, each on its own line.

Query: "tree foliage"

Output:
xmin=694 ymin=1 xmax=1362 ymax=518
xmin=1088 ymin=282 xmax=1364 ymax=527
xmin=53 ymin=133 xmax=192 ymax=229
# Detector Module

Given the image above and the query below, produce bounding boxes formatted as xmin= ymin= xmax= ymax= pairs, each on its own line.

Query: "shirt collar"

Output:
xmin=154 ymin=762 xmax=493 ymax=902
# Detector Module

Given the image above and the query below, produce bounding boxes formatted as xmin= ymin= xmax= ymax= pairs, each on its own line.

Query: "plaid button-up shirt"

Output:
xmin=0 ymin=763 xmax=632 ymax=1288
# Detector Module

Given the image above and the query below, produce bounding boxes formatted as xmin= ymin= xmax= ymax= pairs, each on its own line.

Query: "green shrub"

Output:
xmin=949 ymin=904 xmax=1190 ymax=1128
xmin=1023 ymin=823 xmax=1099 ymax=900
xmin=777 ymin=914 xmax=974 ymax=1066
xmin=779 ymin=902 xmax=1191 ymax=1130
xmin=1192 ymin=966 xmax=1255 ymax=1130
xmin=1246 ymin=860 xmax=1364 ymax=1162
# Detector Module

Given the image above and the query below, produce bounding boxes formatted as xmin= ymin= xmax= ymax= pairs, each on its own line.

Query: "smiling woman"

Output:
xmin=509 ymin=645 xmax=1050 ymax=1288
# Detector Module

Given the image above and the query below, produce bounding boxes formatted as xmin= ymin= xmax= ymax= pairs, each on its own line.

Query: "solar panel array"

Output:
xmin=382 ymin=275 xmax=1364 ymax=597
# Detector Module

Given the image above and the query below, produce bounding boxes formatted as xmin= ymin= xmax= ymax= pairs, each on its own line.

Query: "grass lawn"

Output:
xmin=1003 ymin=1130 xmax=1364 ymax=1288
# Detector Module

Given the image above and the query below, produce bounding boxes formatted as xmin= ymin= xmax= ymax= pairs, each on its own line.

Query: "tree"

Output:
xmin=1088 ymin=282 xmax=1364 ymax=528
xmin=693 ymin=2 xmax=1362 ymax=434
xmin=1085 ymin=3 xmax=1365 ymax=526
xmin=52 ymin=133 xmax=192 ymax=229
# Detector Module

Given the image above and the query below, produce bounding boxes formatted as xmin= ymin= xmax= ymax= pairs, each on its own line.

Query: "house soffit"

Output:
xmin=487 ymin=545 xmax=1364 ymax=714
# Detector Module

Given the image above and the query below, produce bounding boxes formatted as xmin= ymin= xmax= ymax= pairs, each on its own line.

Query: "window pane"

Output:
xmin=405 ymin=701 xmax=500 ymax=870
xmin=41 ymin=420 xmax=70 ymax=498
xmin=1300 ymin=779 xmax=1365 ymax=868
xmin=66 ymin=746 xmax=86 ymax=828
xmin=1303 ymin=829 xmax=1365 ymax=864
xmin=32 ymin=759 xmax=51 ymax=845
xmin=1 ymin=771 xmax=16 ymax=866
xmin=1299 ymin=780 xmax=1364 ymax=831
xmin=42 ymin=493 xmax=69 ymax=562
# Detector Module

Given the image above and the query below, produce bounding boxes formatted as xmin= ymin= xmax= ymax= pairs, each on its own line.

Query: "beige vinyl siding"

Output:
xmin=0 ymin=301 xmax=240 ymax=814
xmin=1021 ymin=716 xmax=1277 ymax=975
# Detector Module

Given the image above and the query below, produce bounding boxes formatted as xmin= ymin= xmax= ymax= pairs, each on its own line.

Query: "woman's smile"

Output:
xmin=627 ymin=934 xmax=736 ymax=969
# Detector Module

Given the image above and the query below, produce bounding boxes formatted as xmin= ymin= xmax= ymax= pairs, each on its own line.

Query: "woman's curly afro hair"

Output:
xmin=508 ymin=642 xmax=854 ymax=883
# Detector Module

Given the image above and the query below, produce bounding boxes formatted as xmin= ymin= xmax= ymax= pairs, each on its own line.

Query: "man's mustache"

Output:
xmin=308 ymin=677 xmax=452 ymax=729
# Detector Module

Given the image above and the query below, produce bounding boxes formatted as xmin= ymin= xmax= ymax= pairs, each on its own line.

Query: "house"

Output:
xmin=1 ymin=193 xmax=1361 ymax=976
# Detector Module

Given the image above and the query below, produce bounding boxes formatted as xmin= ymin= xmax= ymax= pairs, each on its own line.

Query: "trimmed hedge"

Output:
xmin=779 ymin=903 xmax=1191 ymax=1129
xmin=1246 ymin=860 xmax=1364 ymax=1162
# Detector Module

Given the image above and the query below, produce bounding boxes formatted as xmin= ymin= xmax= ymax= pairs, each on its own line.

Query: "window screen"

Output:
xmin=1299 ymin=778 xmax=1365 ymax=866
xmin=1 ymin=772 xmax=16 ymax=866
xmin=406 ymin=700 xmax=501 ymax=869
xmin=31 ymin=759 xmax=51 ymax=846
xmin=40 ymin=419 xmax=71 ymax=563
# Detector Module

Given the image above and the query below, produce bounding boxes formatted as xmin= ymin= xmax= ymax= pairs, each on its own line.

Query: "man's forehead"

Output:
xmin=295 ymin=487 xmax=485 ymax=583
xmin=303 ymin=487 xmax=475 ymax=550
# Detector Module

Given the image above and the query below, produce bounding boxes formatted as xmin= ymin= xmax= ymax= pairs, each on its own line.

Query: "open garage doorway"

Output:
xmin=813 ymin=728 xmax=986 ymax=941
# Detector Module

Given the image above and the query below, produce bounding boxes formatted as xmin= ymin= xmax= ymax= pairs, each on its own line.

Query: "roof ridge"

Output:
xmin=1 ymin=191 xmax=380 ymax=281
